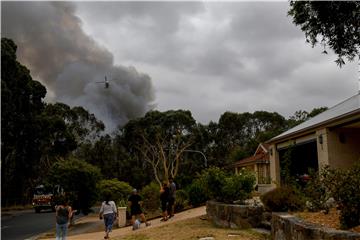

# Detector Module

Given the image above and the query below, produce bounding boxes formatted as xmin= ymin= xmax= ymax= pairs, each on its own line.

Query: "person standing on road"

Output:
xmin=128 ymin=189 xmax=150 ymax=230
xmin=99 ymin=193 xmax=118 ymax=239
xmin=167 ymin=177 xmax=176 ymax=218
xmin=55 ymin=197 xmax=72 ymax=240
xmin=160 ymin=181 xmax=170 ymax=221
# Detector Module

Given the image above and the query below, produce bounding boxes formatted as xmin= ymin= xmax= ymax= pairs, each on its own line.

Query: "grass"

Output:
xmin=115 ymin=216 xmax=269 ymax=240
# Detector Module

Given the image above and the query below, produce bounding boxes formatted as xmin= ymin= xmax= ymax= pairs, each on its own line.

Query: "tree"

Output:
xmin=44 ymin=103 xmax=105 ymax=144
xmin=1 ymin=38 xmax=105 ymax=205
xmin=1 ymin=38 xmax=47 ymax=205
xmin=48 ymin=157 xmax=102 ymax=214
xmin=287 ymin=107 xmax=328 ymax=128
xmin=121 ymin=110 xmax=196 ymax=185
xmin=33 ymin=103 xmax=105 ymax=182
xmin=288 ymin=1 xmax=360 ymax=66
xmin=212 ymin=111 xmax=287 ymax=166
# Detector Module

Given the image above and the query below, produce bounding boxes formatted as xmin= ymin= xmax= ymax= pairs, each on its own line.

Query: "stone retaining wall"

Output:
xmin=271 ymin=212 xmax=360 ymax=240
xmin=206 ymin=200 xmax=264 ymax=229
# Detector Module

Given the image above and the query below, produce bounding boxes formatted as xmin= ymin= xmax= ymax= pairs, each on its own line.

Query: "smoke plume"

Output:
xmin=2 ymin=2 xmax=155 ymax=132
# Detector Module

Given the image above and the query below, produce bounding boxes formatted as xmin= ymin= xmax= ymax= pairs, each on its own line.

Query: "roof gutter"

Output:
xmin=267 ymin=109 xmax=360 ymax=144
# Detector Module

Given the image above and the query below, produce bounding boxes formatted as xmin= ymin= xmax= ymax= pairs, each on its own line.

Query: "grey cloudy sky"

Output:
xmin=3 ymin=1 xmax=358 ymax=131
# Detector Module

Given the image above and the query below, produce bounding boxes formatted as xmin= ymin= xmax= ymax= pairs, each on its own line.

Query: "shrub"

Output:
xmin=322 ymin=164 xmax=360 ymax=229
xmin=48 ymin=157 xmax=102 ymax=214
xmin=187 ymin=179 xmax=208 ymax=207
xmin=97 ymin=179 xmax=132 ymax=206
xmin=195 ymin=167 xmax=255 ymax=203
xmin=174 ymin=189 xmax=189 ymax=211
xmin=201 ymin=167 xmax=227 ymax=201
xmin=304 ymin=170 xmax=330 ymax=212
xmin=261 ymin=186 xmax=305 ymax=212
xmin=221 ymin=169 xmax=256 ymax=203
xmin=140 ymin=182 xmax=160 ymax=212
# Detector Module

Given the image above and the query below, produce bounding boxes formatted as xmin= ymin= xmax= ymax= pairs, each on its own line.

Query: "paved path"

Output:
xmin=41 ymin=206 xmax=206 ymax=240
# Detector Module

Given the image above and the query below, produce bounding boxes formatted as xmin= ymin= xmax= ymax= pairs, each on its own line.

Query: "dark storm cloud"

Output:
xmin=76 ymin=2 xmax=204 ymax=35
xmin=75 ymin=2 xmax=205 ymax=71
xmin=2 ymin=2 xmax=155 ymax=132
xmin=73 ymin=1 xmax=356 ymax=124
xmin=3 ymin=1 xmax=355 ymax=127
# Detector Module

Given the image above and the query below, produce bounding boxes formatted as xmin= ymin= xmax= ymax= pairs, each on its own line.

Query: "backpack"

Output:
xmin=56 ymin=206 xmax=69 ymax=224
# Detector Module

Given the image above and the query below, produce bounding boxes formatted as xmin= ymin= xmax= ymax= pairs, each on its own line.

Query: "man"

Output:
xmin=167 ymin=177 xmax=176 ymax=218
xmin=128 ymin=189 xmax=150 ymax=230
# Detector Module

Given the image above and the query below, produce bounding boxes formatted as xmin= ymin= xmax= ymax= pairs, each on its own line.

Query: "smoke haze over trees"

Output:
xmin=2 ymin=2 xmax=155 ymax=132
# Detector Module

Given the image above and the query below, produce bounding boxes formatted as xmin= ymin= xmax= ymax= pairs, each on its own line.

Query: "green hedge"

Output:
xmin=97 ymin=179 xmax=132 ymax=206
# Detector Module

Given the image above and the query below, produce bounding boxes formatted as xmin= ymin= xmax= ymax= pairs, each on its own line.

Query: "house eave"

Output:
xmin=267 ymin=109 xmax=360 ymax=144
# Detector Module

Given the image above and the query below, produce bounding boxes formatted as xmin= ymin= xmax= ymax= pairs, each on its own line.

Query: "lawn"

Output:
xmin=115 ymin=216 xmax=269 ymax=240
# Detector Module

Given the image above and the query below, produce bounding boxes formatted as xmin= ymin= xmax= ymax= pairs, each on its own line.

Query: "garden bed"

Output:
xmin=296 ymin=208 xmax=360 ymax=233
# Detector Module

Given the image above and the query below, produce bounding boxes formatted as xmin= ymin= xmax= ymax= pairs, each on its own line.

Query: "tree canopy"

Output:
xmin=1 ymin=38 xmax=105 ymax=206
xmin=121 ymin=110 xmax=196 ymax=185
xmin=288 ymin=1 xmax=360 ymax=66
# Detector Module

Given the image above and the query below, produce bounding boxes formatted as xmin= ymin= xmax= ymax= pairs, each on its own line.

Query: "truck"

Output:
xmin=32 ymin=184 xmax=63 ymax=213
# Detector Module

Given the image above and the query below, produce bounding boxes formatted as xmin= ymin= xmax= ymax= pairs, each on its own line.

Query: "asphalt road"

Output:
xmin=1 ymin=208 xmax=88 ymax=240
xmin=1 ymin=208 xmax=56 ymax=240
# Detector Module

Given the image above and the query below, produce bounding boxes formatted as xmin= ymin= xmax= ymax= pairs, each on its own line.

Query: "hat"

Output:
xmin=132 ymin=189 xmax=137 ymax=193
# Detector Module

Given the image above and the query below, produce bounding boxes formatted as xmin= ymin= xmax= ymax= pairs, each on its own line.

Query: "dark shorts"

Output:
xmin=168 ymin=197 xmax=175 ymax=206
xmin=161 ymin=201 xmax=168 ymax=212
xmin=130 ymin=206 xmax=142 ymax=216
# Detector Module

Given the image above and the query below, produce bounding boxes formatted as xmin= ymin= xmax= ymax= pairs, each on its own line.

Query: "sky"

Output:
xmin=2 ymin=1 xmax=358 ymax=133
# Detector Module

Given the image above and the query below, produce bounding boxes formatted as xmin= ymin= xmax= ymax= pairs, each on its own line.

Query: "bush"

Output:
xmin=48 ymin=157 xmax=102 ymax=214
xmin=201 ymin=167 xmax=227 ymax=201
xmin=174 ymin=189 xmax=189 ymax=211
xmin=221 ymin=169 xmax=256 ymax=203
xmin=194 ymin=167 xmax=255 ymax=203
xmin=140 ymin=182 xmax=160 ymax=212
xmin=97 ymin=179 xmax=132 ymax=206
xmin=261 ymin=186 xmax=305 ymax=212
xmin=187 ymin=179 xmax=208 ymax=207
xmin=304 ymin=170 xmax=330 ymax=212
xmin=322 ymin=164 xmax=360 ymax=229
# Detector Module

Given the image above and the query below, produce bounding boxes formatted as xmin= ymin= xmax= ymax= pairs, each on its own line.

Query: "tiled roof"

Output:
xmin=269 ymin=93 xmax=360 ymax=143
xmin=233 ymin=152 xmax=269 ymax=167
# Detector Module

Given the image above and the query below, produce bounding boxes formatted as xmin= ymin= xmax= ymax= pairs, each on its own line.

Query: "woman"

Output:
xmin=99 ymin=194 xmax=118 ymax=239
xmin=55 ymin=197 xmax=72 ymax=240
xmin=160 ymin=181 xmax=170 ymax=222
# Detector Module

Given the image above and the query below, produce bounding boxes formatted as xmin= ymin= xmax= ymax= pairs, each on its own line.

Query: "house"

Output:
xmin=267 ymin=93 xmax=360 ymax=187
xmin=233 ymin=143 xmax=272 ymax=193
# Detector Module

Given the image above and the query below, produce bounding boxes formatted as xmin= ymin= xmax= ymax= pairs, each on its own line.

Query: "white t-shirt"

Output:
xmin=100 ymin=201 xmax=117 ymax=215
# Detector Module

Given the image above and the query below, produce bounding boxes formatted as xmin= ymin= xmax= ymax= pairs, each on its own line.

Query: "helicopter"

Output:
xmin=96 ymin=76 xmax=109 ymax=89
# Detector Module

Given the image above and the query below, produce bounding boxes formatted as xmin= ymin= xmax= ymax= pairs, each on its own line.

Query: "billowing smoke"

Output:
xmin=2 ymin=2 xmax=155 ymax=132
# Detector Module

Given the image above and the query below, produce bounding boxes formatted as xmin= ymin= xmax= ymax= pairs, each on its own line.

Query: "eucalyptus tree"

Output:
xmin=287 ymin=107 xmax=328 ymax=129
xmin=1 ymin=38 xmax=48 ymax=205
xmin=1 ymin=38 xmax=105 ymax=205
xmin=213 ymin=111 xmax=287 ymax=165
xmin=121 ymin=110 xmax=196 ymax=185
xmin=288 ymin=1 xmax=360 ymax=66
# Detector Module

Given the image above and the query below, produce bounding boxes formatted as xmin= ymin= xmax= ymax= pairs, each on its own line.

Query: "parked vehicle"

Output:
xmin=32 ymin=184 xmax=63 ymax=213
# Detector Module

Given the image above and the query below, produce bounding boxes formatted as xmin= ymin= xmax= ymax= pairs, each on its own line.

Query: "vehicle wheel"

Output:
xmin=35 ymin=207 xmax=41 ymax=213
